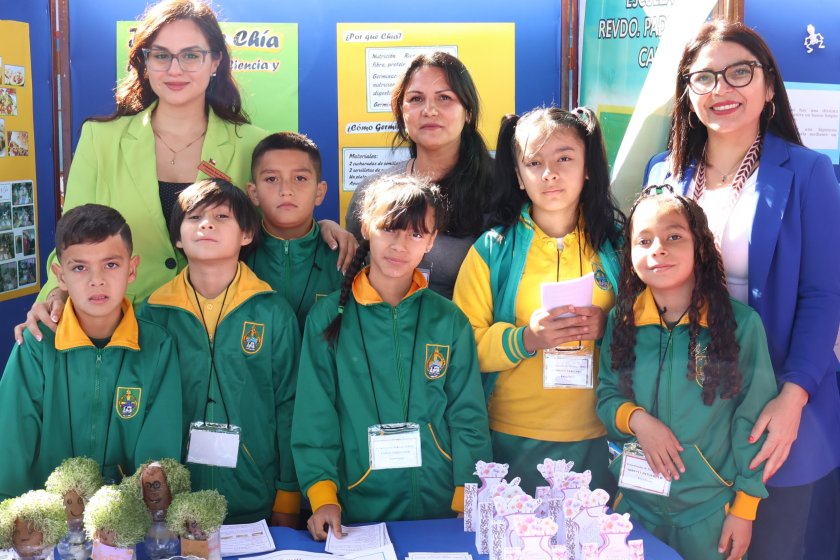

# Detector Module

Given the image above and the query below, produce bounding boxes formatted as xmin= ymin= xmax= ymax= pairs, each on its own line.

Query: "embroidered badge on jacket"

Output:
xmin=116 ymin=387 xmax=142 ymax=419
xmin=695 ymin=345 xmax=708 ymax=387
xmin=592 ymin=262 xmax=610 ymax=292
xmin=425 ymin=344 xmax=450 ymax=380
xmin=242 ymin=322 xmax=265 ymax=354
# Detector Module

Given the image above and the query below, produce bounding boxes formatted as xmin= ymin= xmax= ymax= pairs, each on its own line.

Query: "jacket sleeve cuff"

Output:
xmin=503 ymin=326 xmax=534 ymax=363
xmin=307 ymin=480 xmax=341 ymax=513
xmin=451 ymin=486 xmax=465 ymax=513
xmin=616 ymin=403 xmax=644 ymax=435
xmin=730 ymin=491 xmax=761 ymax=521
xmin=272 ymin=490 xmax=301 ymax=514
xmin=780 ymin=375 xmax=816 ymax=401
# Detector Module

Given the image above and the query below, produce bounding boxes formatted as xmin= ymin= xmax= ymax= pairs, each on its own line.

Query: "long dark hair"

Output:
xmin=669 ymin=20 xmax=801 ymax=179
xmin=390 ymin=52 xmax=493 ymax=237
xmin=610 ymin=188 xmax=741 ymax=406
xmin=323 ymin=174 xmax=446 ymax=344
xmin=93 ymin=0 xmax=248 ymax=125
xmin=489 ymin=107 xmax=625 ymax=252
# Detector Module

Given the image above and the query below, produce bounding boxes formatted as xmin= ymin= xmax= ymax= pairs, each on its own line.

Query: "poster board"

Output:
xmin=335 ymin=23 xmax=515 ymax=223
xmin=0 ymin=20 xmax=39 ymax=301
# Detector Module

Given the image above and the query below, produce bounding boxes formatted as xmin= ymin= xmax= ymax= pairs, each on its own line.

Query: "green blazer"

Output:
xmin=41 ymin=104 xmax=266 ymax=302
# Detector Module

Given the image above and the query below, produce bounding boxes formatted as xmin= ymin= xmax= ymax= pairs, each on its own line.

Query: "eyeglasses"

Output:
xmin=142 ymin=48 xmax=214 ymax=72
xmin=683 ymin=61 xmax=764 ymax=95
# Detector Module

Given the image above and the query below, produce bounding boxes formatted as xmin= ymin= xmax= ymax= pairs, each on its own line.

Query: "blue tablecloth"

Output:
xmin=240 ymin=518 xmax=682 ymax=560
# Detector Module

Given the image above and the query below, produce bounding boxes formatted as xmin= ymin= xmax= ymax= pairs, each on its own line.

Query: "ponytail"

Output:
xmin=487 ymin=114 xmax=528 ymax=229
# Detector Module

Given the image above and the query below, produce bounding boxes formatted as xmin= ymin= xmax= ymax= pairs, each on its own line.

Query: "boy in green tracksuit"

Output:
xmin=138 ymin=179 xmax=301 ymax=525
xmin=245 ymin=132 xmax=344 ymax=330
xmin=292 ymin=175 xmax=491 ymax=539
xmin=595 ymin=189 xmax=778 ymax=560
xmin=0 ymin=204 xmax=182 ymax=497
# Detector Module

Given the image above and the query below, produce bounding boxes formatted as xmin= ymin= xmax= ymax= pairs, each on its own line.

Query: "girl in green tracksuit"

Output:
xmin=292 ymin=174 xmax=491 ymax=540
xmin=595 ymin=187 xmax=777 ymax=560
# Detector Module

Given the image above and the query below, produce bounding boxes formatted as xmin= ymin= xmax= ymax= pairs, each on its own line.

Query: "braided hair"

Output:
xmin=611 ymin=186 xmax=741 ymax=405
xmin=323 ymin=174 xmax=446 ymax=343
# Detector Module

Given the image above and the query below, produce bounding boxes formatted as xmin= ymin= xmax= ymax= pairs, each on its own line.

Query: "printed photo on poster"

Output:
xmin=0 ymin=87 xmax=17 ymax=116
xmin=0 ymin=118 xmax=5 ymax=157
xmin=21 ymin=228 xmax=35 ymax=257
xmin=7 ymin=131 xmax=29 ymax=157
xmin=0 ymin=262 xmax=17 ymax=291
xmin=0 ymin=232 xmax=12 ymax=260
xmin=12 ymin=204 xmax=33 ymax=228
xmin=0 ymin=202 xmax=10 ymax=229
xmin=12 ymin=181 xmax=32 ymax=205
xmin=17 ymin=257 xmax=36 ymax=287
xmin=3 ymin=65 xmax=25 ymax=87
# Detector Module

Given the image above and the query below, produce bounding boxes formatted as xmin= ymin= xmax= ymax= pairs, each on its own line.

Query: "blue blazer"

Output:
xmin=646 ymin=133 xmax=840 ymax=487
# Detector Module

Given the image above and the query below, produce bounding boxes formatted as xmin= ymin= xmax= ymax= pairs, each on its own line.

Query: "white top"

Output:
xmin=693 ymin=170 xmax=759 ymax=304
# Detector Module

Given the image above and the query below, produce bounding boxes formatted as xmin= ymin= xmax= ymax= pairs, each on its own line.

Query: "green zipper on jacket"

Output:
xmin=283 ymin=240 xmax=290 ymax=299
xmin=90 ymin=349 xmax=103 ymax=455
xmin=390 ymin=304 xmax=420 ymax=517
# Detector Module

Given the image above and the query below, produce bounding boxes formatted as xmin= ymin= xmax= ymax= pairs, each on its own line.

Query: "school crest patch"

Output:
xmin=115 ymin=387 xmax=142 ymax=420
xmin=241 ymin=322 xmax=265 ymax=354
xmin=592 ymin=262 xmax=610 ymax=292
xmin=425 ymin=344 xmax=450 ymax=380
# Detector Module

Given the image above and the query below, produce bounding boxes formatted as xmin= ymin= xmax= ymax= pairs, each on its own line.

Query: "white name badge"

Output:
xmin=368 ymin=422 xmax=422 ymax=470
xmin=618 ymin=443 xmax=671 ymax=496
xmin=543 ymin=349 xmax=594 ymax=389
xmin=186 ymin=421 xmax=240 ymax=468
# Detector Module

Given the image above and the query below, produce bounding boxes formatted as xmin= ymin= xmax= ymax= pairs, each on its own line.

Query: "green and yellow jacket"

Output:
xmin=138 ymin=263 xmax=301 ymax=523
xmin=292 ymin=269 xmax=492 ymax=523
xmin=0 ymin=299 xmax=182 ymax=497
xmin=245 ymin=220 xmax=343 ymax=330
xmin=596 ymin=288 xmax=778 ymax=528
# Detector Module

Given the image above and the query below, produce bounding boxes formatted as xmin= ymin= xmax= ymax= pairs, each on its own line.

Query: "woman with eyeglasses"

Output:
xmin=645 ymin=20 xmax=840 ymax=559
xmin=15 ymin=0 xmax=355 ymax=342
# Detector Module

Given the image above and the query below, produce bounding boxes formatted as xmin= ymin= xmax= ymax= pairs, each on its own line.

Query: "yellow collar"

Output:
xmin=352 ymin=267 xmax=427 ymax=305
xmin=147 ymin=262 xmax=273 ymax=322
xmin=633 ymin=287 xmax=709 ymax=328
xmin=55 ymin=298 xmax=140 ymax=351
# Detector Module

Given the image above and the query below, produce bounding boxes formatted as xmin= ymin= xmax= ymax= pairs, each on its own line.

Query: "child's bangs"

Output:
xmin=379 ymin=196 xmax=432 ymax=234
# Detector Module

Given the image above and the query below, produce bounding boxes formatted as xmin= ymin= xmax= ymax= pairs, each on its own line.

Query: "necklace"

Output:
xmin=153 ymin=126 xmax=207 ymax=165
xmin=704 ymin=158 xmax=742 ymax=185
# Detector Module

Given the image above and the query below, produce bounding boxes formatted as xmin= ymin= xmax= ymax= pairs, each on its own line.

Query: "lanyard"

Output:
xmin=650 ymin=306 xmax=689 ymax=419
xmin=355 ymin=296 xmax=424 ymax=424
xmin=191 ymin=280 xmax=233 ymax=427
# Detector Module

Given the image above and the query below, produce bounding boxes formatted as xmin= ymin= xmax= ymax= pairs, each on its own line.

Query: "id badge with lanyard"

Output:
xmin=357 ymin=298 xmax=425 ymax=472
xmin=184 ymin=283 xmax=242 ymax=468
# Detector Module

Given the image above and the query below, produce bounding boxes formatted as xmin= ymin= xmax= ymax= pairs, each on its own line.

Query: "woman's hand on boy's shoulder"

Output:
xmin=318 ymin=220 xmax=359 ymax=274
xmin=14 ymin=289 xmax=67 ymax=344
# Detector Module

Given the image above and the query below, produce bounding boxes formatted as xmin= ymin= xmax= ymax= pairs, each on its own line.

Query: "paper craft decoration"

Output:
xmin=84 ymin=485 xmax=151 ymax=560
xmin=578 ymin=513 xmax=645 ymax=560
xmin=0 ymin=490 xmax=67 ymax=560
xmin=503 ymin=515 xmax=566 ymax=560
xmin=45 ymin=457 xmax=104 ymax=560
xmin=469 ymin=461 xmax=510 ymax=553
xmin=563 ymin=488 xmax=610 ymax=560
xmin=166 ymin=490 xmax=227 ymax=560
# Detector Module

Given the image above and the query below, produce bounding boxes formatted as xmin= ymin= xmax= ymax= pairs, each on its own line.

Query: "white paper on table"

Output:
xmin=220 ymin=519 xmax=276 ymax=557
xmin=344 ymin=543 xmax=399 ymax=560
xmin=541 ymin=273 xmax=595 ymax=317
xmin=0 ymin=549 xmax=16 ymax=560
xmin=245 ymin=552 xmax=334 ymax=560
xmin=408 ymin=552 xmax=474 ymax=560
xmin=325 ymin=523 xmax=391 ymax=555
